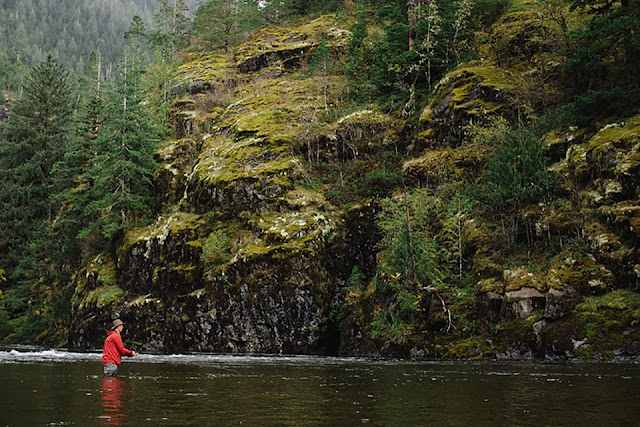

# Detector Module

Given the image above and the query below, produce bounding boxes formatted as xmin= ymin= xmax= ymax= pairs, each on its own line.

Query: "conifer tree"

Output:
xmin=0 ymin=55 xmax=73 ymax=274
xmin=82 ymin=43 xmax=161 ymax=241
xmin=193 ymin=0 xmax=262 ymax=52
xmin=51 ymin=52 xmax=106 ymax=260
xmin=150 ymin=0 xmax=191 ymax=59
xmin=262 ymin=0 xmax=294 ymax=25
xmin=0 ymin=55 xmax=73 ymax=341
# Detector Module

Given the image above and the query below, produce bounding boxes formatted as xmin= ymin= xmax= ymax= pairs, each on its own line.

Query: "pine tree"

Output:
xmin=564 ymin=0 xmax=640 ymax=121
xmin=193 ymin=0 xmax=262 ymax=52
xmin=82 ymin=43 xmax=161 ymax=241
xmin=152 ymin=0 xmax=191 ymax=59
xmin=262 ymin=0 xmax=294 ymax=25
xmin=51 ymin=52 xmax=106 ymax=260
xmin=0 ymin=55 xmax=73 ymax=341
xmin=0 ymin=55 xmax=73 ymax=273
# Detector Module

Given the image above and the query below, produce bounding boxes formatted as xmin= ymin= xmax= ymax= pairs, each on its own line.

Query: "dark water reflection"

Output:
xmin=0 ymin=350 xmax=639 ymax=425
xmin=100 ymin=377 xmax=127 ymax=425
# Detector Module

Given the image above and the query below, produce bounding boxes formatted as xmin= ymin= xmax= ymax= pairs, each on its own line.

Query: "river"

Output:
xmin=0 ymin=348 xmax=639 ymax=425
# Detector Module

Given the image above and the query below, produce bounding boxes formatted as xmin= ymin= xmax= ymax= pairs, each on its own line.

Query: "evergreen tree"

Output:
xmin=262 ymin=0 xmax=294 ymax=25
xmin=193 ymin=0 xmax=262 ymax=52
xmin=82 ymin=44 xmax=161 ymax=241
xmin=564 ymin=0 xmax=640 ymax=122
xmin=0 ymin=55 xmax=73 ymax=273
xmin=51 ymin=52 xmax=106 ymax=260
xmin=151 ymin=0 xmax=191 ymax=59
xmin=0 ymin=55 xmax=73 ymax=341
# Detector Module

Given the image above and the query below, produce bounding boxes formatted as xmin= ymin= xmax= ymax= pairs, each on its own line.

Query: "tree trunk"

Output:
xmin=408 ymin=0 xmax=416 ymax=50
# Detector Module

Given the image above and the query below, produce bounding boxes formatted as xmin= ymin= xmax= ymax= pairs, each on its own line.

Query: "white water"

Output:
xmin=0 ymin=347 xmax=376 ymax=366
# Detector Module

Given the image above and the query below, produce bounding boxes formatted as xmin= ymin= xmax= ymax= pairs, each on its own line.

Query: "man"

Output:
xmin=102 ymin=319 xmax=137 ymax=376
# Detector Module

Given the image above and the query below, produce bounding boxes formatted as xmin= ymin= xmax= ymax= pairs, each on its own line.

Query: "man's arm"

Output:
xmin=114 ymin=333 xmax=135 ymax=357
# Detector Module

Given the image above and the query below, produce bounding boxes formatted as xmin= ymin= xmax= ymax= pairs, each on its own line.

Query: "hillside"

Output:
xmin=68 ymin=3 xmax=640 ymax=360
xmin=1 ymin=0 xmax=639 ymax=360
xmin=0 ymin=0 xmax=201 ymax=88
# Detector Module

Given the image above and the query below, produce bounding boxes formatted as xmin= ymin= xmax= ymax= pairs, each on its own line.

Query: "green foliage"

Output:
xmin=473 ymin=128 xmax=555 ymax=214
xmin=360 ymin=169 xmax=403 ymax=198
xmin=346 ymin=0 xmax=496 ymax=112
xmin=574 ymin=290 xmax=640 ymax=357
xmin=369 ymin=307 xmax=412 ymax=346
xmin=0 ymin=55 xmax=73 ymax=274
xmin=80 ymin=43 xmax=161 ymax=241
xmin=201 ymin=230 xmax=232 ymax=269
xmin=261 ymin=0 xmax=295 ymax=25
xmin=292 ymin=0 xmax=342 ymax=15
xmin=380 ymin=225 xmax=444 ymax=286
xmin=192 ymin=0 xmax=263 ymax=52
xmin=439 ymin=192 xmax=471 ymax=282
xmin=563 ymin=0 xmax=640 ymax=123
xmin=367 ymin=190 xmax=448 ymax=347
xmin=309 ymin=41 xmax=332 ymax=75
xmin=563 ymin=87 xmax=640 ymax=127
xmin=345 ymin=266 xmax=366 ymax=291
xmin=0 ymin=0 xmax=156 ymax=76
xmin=150 ymin=0 xmax=191 ymax=59
xmin=471 ymin=0 xmax=514 ymax=29
xmin=0 ymin=45 xmax=27 ymax=92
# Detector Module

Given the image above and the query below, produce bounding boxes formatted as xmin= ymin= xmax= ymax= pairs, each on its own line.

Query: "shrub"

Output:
xmin=201 ymin=230 xmax=231 ymax=269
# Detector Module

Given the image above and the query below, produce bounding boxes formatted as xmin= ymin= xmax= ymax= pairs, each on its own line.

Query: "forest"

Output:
xmin=0 ymin=0 xmax=639 ymax=359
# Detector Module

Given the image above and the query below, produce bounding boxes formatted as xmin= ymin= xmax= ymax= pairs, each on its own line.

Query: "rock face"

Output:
xmin=69 ymin=11 xmax=640 ymax=361
xmin=398 ymin=6 xmax=640 ymax=361
xmin=69 ymin=16 xmax=393 ymax=355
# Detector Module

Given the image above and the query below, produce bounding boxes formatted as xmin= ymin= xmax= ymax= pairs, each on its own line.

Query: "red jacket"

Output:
xmin=102 ymin=330 xmax=133 ymax=365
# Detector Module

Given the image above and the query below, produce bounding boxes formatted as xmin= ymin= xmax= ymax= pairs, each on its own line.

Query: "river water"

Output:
xmin=0 ymin=348 xmax=639 ymax=426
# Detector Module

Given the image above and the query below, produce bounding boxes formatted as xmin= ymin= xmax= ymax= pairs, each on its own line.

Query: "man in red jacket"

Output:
xmin=102 ymin=319 xmax=137 ymax=376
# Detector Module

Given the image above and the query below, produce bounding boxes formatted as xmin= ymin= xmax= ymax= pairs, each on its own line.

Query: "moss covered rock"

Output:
xmin=235 ymin=15 xmax=350 ymax=73
xmin=547 ymin=252 xmax=614 ymax=294
xmin=415 ymin=64 xmax=516 ymax=150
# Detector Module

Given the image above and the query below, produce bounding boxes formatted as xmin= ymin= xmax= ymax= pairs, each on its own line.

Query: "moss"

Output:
xmin=80 ymin=286 xmax=124 ymax=309
xmin=126 ymin=294 xmax=162 ymax=308
xmin=279 ymin=187 xmax=330 ymax=210
xmin=188 ymin=288 xmax=207 ymax=298
xmin=193 ymin=134 xmax=296 ymax=188
xmin=489 ymin=10 xmax=559 ymax=67
xmin=583 ymin=220 xmax=633 ymax=263
xmin=477 ymin=277 xmax=505 ymax=293
xmin=445 ymin=337 xmax=494 ymax=359
xmin=416 ymin=63 xmax=516 ymax=148
xmin=91 ymin=256 xmax=116 ymax=286
xmin=403 ymin=145 xmax=492 ymax=186
xmin=247 ymin=210 xmax=333 ymax=245
xmin=172 ymin=265 xmax=199 ymax=284
xmin=336 ymin=109 xmax=393 ymax=127
xmin=599 ymin=202 xmax=640 ymax=238
xmin=176 ymin=54 xmax=234 ymax=88
xmin=234 ymin=15 xmax=350 ymax=72
xmin=493 ymin=311 xmax=543 ymax=351
xmin=537 ymin=200 xmax=582 ymax=235
xmin=584 ymin=116 xmax=640 ymax=178
xmin=503 ymin=268 xmax=547 ymax=292
xmin=571 ymin=290 xmax=640 ymax=358
xmin=547 ymin=252 xmax=613 ymax=294
xmin=429 ymin=64 xmax=514 ymax=118
xmin=118 ymin=212 xmax=205 ymax=263
xmin=472 ymin=254 xmax=504 ymax=284
xmin=157 ymin=138 xmax=196 ymax=162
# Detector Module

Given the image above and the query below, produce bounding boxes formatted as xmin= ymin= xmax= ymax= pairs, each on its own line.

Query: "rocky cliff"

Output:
xmin=70 ymin=16 xmax=397 ymax=355
xmin=69 ymin=10 xmax=640 ymax=360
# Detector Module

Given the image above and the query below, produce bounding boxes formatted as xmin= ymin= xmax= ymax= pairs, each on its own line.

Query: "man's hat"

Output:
xmin=111 ymin=319 xmax=124 ymax=329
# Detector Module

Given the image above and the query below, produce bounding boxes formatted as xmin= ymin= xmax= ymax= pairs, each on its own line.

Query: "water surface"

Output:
xmin=1 ymin=348 xmax=639 ymax=425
